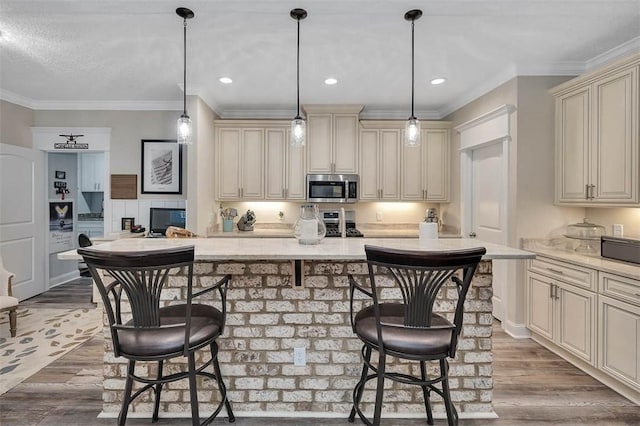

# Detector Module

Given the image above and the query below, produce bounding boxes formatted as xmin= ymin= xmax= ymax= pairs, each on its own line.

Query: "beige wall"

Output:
xmin=585 ymin=208 xmax=640 ymax=237
xmin=33 ymin=109 xmax=184 ymax=200
xmin=0 ymin=100 xmax=33 ymax=147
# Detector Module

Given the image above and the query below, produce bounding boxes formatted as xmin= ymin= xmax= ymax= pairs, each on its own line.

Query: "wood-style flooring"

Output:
xmin=1 ymin=279 xmax=639 ymax=425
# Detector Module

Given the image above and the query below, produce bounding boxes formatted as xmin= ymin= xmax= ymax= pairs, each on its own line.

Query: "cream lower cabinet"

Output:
xmin=265 ymin=128 xmax=305 ymax=200
xmin=217 ymin=127 xmax=264 ymax=200
xmin=527 ymin=271 xmax=596 ymax=365
xmin=359 ymin=128 xmax=400 ymax=200
xmin=553 ymin=54 xmax=639 ymax=205
xmin=401 ymin=127 xmax=450 ymax=202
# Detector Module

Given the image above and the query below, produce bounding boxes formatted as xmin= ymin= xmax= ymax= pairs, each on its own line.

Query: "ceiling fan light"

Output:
xmin=291 ymin=117 xmax=306 ymax=147
xmin=177 ymin=114 xmax=192 ymax=145
xmin=405 ymin=117 xmax=420 ymax=147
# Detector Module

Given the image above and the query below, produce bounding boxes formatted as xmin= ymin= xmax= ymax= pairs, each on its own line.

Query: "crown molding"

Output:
xmin=219 ymin=108 xmax=295 ymax=119
xmin=360 ymin=108 xmax=441 ymax=120
xmin=30 ymin=100 xmax=183 ymax=111
xmin=586 ymin=36 xmax=640 ymax=71
xmin=0 ymin=89 xmax=33 ymax=109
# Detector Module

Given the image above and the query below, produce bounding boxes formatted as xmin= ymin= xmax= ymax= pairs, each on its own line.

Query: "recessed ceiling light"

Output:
xmin=430 ymin=77 xmax=446 ymax=85
xmin=324 ymin=78 xmax=338 ymax=85
xmin=219 ymin=77 xmax=233 ymax=84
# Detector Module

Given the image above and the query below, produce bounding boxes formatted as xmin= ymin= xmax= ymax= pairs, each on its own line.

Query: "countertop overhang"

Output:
xmin=58 ymin=237 xmax=533 ymax=261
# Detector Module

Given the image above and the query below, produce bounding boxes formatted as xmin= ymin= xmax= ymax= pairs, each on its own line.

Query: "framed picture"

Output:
xmin=141 ymin=139 xmax=183 ymax=194
xmin=55 ymin=170 xmax=66 ymax=179
xmin=121 ymin=217 xmax=134 ymax=231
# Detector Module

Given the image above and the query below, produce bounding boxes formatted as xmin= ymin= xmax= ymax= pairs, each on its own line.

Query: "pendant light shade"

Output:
xmin=404 ymin=9 xmax=422 ymax=147
xmin=290 ymin=8 xmax=307 ymax=147
xmin=176 ymin=7 xmax=194 ymax=145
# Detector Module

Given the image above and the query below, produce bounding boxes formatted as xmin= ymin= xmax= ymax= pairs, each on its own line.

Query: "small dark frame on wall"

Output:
xmin=55 ymin=170 xmax=66 ymax=179
xmin=141 ymin=139 xmax=183 ymax=194
xmin=121 ymin=217 xmax=134 ymax=231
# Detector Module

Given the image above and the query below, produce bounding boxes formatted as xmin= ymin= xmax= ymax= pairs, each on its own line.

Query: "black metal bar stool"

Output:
xmin=79 ymin=245 xmax=235 ymax=425
xmin=348 ymin=244 xmax=486 ymax=426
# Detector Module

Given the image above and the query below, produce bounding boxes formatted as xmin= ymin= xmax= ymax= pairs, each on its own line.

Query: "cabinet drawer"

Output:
xmin=528 ymin=256 xmax=597 ymax=291
xmin=600 ymin=272 xmax=640 ymax=306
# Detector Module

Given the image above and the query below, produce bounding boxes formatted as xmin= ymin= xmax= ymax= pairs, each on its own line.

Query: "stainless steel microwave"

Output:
xmin=306 ymin=174 xmax=358 ymax=203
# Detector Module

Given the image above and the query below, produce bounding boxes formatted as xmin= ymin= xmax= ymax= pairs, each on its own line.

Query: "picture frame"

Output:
xmin=55 ymin=170 xmax=66 ymax=179
xmin=141 ymin=139 xmax=183 ymax=194
xmin=121 ymin=217 xmax=134 ymax=231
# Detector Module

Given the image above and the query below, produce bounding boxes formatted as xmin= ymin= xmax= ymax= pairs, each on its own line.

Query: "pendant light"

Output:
xmin=290 ymin=8 xmax=308 ymax=147
xmin=404 ymin=9 xmax=422 ymax=147
xmin=176 ymin=7 xmax=194 ymax=145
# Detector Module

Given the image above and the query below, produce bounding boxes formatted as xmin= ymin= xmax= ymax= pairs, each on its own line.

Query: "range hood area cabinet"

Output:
xmin=304 ymin=105 xmax=363 ymax=174
xmin=215 ymin=121 xmax=305 ymax=201
xmin=79 ymin=152 xmax=105 ymax=192
xmin=552 ymin=53 xmax=639 ymax=206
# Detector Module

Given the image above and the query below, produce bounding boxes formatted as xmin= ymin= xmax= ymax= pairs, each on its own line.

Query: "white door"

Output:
xmin=470 ymin=141 xmax=508 ymax=321
xmin=0 ymin=144 xmax=46 ymax=300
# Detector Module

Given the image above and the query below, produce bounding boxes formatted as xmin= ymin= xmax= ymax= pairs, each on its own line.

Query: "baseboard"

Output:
xmin=503 ymin=320 xmax=531 ymax=339
xmin=49 ymin=270 xmax=80 ymax=287
xmin=98 ymin=410 xmax=499 ymax=420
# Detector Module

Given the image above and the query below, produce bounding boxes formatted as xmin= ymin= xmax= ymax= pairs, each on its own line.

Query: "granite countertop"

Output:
xmin=59 ymin=237 xmax=534 ymax=261
xmin=522 ymin=238 xmax=640 ymax=280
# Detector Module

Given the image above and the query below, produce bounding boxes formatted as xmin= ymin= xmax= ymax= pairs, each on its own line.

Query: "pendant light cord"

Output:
xmin=183 ymin=18 xmax=187 ymax=116
xmin=296 ymin=17 xmax=301 ymax=119
xmin=410 ymin=19 xmax=415 ymax=119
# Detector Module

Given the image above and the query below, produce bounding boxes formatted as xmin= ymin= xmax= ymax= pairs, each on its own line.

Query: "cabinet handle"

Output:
xmin=589 ymin=184 xmax=596 ymax=200
xmin=549 ymin=284 xmax=554 ymax=299
xmin=585 ymin=184 xmax=589 ymax=200
xmin=547 ymin=268 xmax=564 ymax=275
xmin=379 ymin=189 xmax=383 ymax=198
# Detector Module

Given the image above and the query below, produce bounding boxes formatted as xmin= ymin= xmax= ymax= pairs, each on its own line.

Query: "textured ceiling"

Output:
xmin=1 ymin=0 xmax=639 ymax=118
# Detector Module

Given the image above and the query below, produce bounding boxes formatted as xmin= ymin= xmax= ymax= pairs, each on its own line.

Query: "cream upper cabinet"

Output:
xmin=265 ymin=128 xmax=306 ymax=200
xmin=79 ymin=152 xmax=105 ymax=192
xmin=359 ymin=127 xmax=400 ymax=200
xmin=305 ymin=105 xmax=363 ymax=174
xmin=553 ymin=54 xmax=639 ymax=205
xmin=401 ymin=126 xmax=451 ymax=202
xmin=217 ymin=127 xmax=264 ymax=200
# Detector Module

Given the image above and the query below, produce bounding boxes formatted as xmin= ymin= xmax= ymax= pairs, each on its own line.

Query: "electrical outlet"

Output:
xmin=612 ymin=224 xmax=624 ymax=237
xmin=376 ymin=211 xmax=383 ymax=221
xmin=293 ymin=347 xmax=306 ymax=366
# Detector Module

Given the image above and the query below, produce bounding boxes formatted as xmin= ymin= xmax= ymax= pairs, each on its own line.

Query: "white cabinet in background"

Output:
xmin=359 ymin=127 xmax=400 ymax=200
xmin=217 ymin=127 xmax=264 ymax=200
xmin=305 ymin=105 xmax=363 ymax=174
xmin=401 ymin=127 xmax=450 ymax=202
xmin=79 ymin=153 xmax=105 ymax=192
xmin=553 ymin=54 xmax=639 ymax=205
xmin=265 ymin=128 xmax=306 ymax=200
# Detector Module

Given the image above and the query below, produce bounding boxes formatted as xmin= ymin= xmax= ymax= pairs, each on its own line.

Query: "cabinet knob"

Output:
xmin=468 ymin=231 xmax=477 ymax=238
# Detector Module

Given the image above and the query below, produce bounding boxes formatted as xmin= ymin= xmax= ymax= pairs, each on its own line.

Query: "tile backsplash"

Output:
xmin=109 ymin=199 xmax=186 ymax=234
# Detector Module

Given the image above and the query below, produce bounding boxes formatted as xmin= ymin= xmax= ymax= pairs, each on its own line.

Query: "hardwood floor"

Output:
xmin=1 ymin=280 xmax=639 ymax=425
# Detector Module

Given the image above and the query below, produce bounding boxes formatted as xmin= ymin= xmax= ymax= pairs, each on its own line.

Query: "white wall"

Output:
xmin=110 ymin=199 xmax=186 ymax=234
xmin=584 ymin=207 xmax=640 ymax=237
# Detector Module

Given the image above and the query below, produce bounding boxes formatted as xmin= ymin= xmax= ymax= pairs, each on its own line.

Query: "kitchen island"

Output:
xmin=60 ymin=237 xmax=533 ymax=421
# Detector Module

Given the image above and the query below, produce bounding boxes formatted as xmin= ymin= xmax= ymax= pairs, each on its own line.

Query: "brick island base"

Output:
xmin=100 ymin=259 xmax=494 ymax=420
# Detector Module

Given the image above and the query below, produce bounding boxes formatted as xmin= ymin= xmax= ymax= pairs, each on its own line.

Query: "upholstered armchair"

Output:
xmin=0 ymin=256 xmax=18 ymax=337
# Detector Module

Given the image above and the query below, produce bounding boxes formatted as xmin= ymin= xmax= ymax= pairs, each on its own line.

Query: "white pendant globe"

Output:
xmin=177 ymin=115 xmax=192 ymax=145
xmin=291 ymin=117 xmax=306 ymax=147
xmin=405 ymin=117 xmax=420 ymax=146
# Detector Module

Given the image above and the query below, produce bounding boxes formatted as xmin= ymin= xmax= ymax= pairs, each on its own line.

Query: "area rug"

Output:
xmin=0 ymin=307 xmax=102 ymax=395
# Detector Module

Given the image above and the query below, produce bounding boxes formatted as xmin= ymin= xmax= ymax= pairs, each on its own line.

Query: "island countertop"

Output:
xmin=59 ymin=236 xmax=533 ymax=261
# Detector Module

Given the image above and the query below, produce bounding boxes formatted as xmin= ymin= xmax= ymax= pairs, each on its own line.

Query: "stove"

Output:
xmin=321 ymin=210 xmax=363 ymax=238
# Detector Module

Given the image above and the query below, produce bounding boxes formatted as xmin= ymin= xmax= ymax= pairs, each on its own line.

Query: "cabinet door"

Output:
xmin=379 ymin=130 xmax=400 ymax=199
xmin=218 ymin=128 xmax=241 ymax=199
xmin=592 ymin=66 xmax=638 ymax=203
xmin=265 ymin=129 xmax=286 ymax=199
xmin=307 ymin=114 xmax=333 ymax=173
xmin=556 ymin=86 xmax=591 ymax=202
xmin=333 ymin=114 xmax=359 ymax=174
xmin=401 ymin=141 xmax=424 ymax=200
xmin=599 ymin=295 xmax=640 ymax=391
xmin=80 ymin=153 xmax=103 ymax=191
xmin=287 ymin=143 xmax=306 ymax=200
xmin=359 ymin=129 xmax=380 ymax=200
xmin=526 ymin=272 xmax=555 ymax=340
xmin=556 ymin=283 xmax=596 ymax=365
xmin=241 ymin=129 xmax=264 ymax=199
xmin=424 ymin=129 xmax=449 ymax=201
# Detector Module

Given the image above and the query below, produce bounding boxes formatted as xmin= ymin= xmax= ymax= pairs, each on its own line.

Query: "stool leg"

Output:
xmin=188 ymin=352 xmax=200 ymax=426
xmin=373 ymin=351 xmax=386 ymax=426
xmin=349 ymin=345 xmax=371 ymax=423
xmin=440 ymin=358 xmax=457 ymax=426
xmin=211 ymin=342 xmax=235 ymax=422
xmin=118 ymin=360 xmax=135 ymax=426
xmin=9 ymin=308 xmax=16 ymax=337
xmin=420 ymin=361 xmax=434 ymax=425
xmin=152 ymin=360 xmax=164 ymax=422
